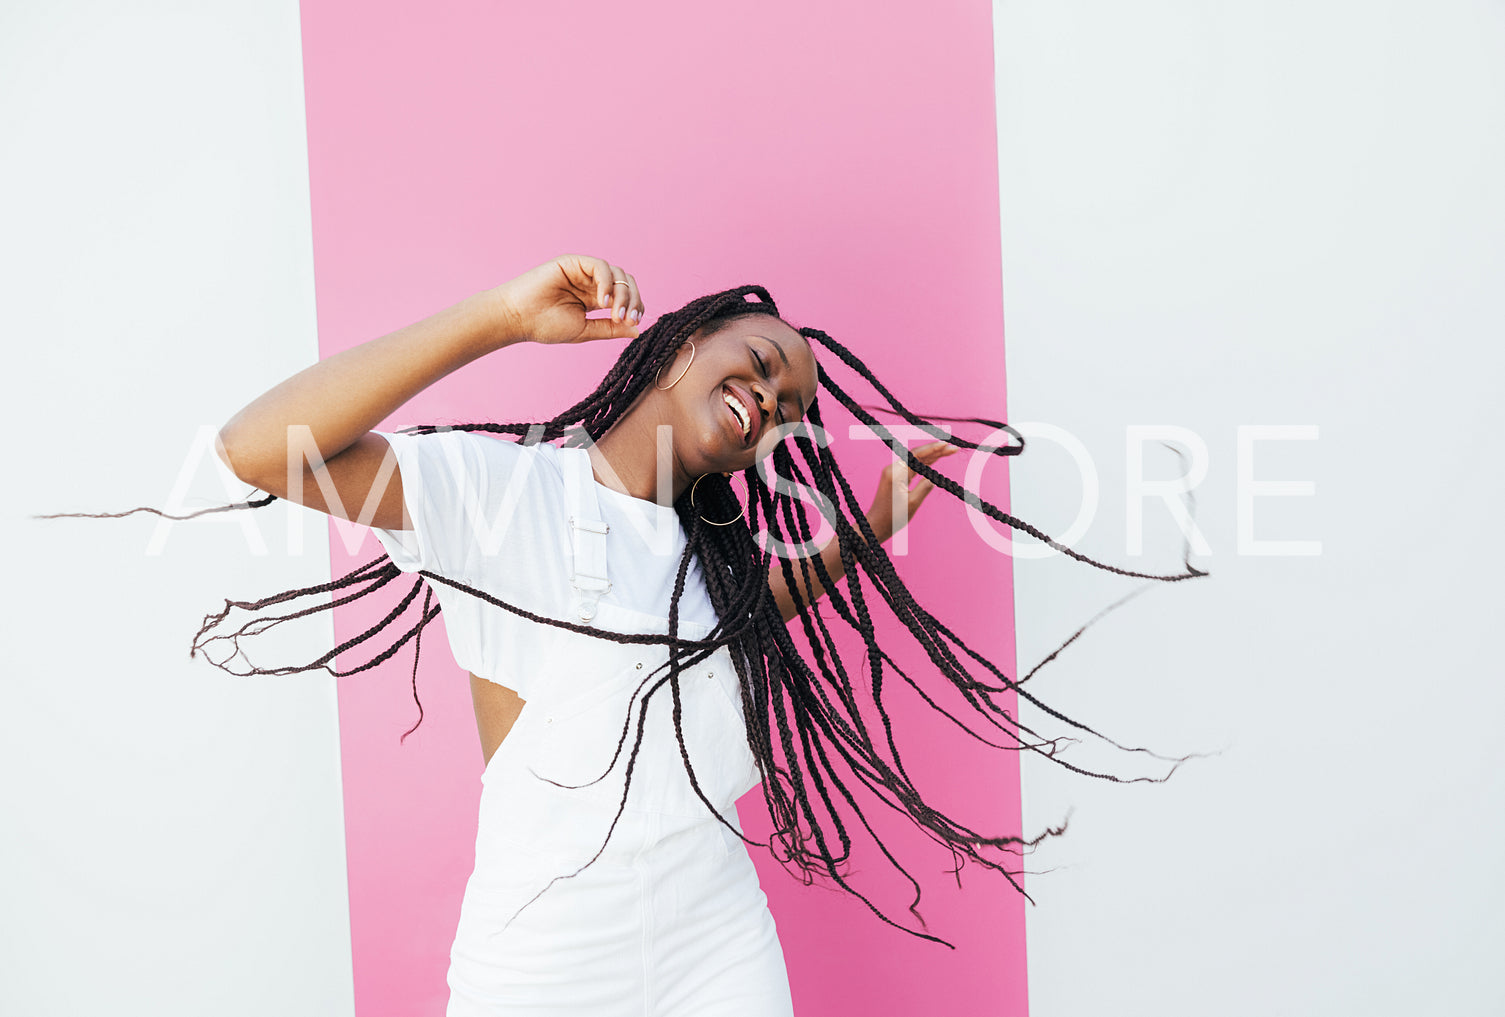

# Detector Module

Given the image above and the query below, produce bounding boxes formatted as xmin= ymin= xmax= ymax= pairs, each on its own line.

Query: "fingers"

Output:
xmin=892 ymin=441 xmax=960 ymax=487
xmin=578 ymin=315 xmax=637 ymax=342
xmin=560 ymin=255 xmax=644 ymax=324
xmin=574 ymin=255 xmax=612 ymax=311
xmin=903 ymin=443 xmax=958 ymax=514
xmin=556 ymin=254 xmax=614 ymax=310
xmin=866 ymin=440 xmax=960 ymax=539
xmin=908 ymin=476 xmax=937 ymax=512
xmin=555 ymin=255 xmax=643 ymax=340
xmin=589 ymin=258 xmax=643 ymax=330
xmin=609 ymin=268 xmax=643 ymax=325
xmin=911 ymin=440 xmax=961 ymax=465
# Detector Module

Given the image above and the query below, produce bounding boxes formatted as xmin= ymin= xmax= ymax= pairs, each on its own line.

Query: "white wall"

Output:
xmin=0 ymin=3 xmax=353 ymax=1014
xmin=995 ymin=1 xmax=1505 ymax=1014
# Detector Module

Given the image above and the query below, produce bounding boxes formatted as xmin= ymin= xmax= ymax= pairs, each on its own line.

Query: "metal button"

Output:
xmin=635 ymin=662 xmax=643 ymax=669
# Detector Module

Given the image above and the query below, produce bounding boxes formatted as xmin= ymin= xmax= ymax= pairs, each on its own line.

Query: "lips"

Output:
xmin=721 ymin=383 xmax=758 ymax=448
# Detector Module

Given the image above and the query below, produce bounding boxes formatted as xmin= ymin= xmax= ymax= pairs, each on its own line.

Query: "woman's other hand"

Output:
xmin=770 ymin=440 xmax=960 ymax=622
xmin=864 ymin=441 xmax=960 ymax=543
xmin=488 ymin=254 xmax=645 ymax=345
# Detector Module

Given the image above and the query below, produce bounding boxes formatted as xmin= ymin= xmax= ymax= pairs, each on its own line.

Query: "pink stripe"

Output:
xmin=300 ymin=1 xmax=1022 ymax=1012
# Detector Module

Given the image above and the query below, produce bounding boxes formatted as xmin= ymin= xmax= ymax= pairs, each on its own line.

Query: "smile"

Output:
xmin=722 ymin=385 xmax=753 ymax=444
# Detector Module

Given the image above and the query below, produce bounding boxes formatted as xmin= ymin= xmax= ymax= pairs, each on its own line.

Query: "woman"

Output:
xmin=204 ymin=254 xmax=1201 ymax=1015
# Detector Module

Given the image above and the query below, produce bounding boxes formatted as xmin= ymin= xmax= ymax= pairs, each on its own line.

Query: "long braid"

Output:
xmin=52 ymin=282 xmax=1210 ymax=948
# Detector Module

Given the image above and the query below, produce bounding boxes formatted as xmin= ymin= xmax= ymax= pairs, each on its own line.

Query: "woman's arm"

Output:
xmin=216 ymin=292 xmax=514 ymax=529
xmin=769 ymin=441 xmax=959 ymax=622
xmin=770 ymin=533 xmax=864 ymax=623
xmin=215 ymin=255 xmax=643 ymax=529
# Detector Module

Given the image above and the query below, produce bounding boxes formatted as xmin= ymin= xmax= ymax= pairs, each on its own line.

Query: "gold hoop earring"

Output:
xmin=690 ymin=472 xmax=745 ymax=527
xmin=654 ymin=341 xmax=696 ymax=390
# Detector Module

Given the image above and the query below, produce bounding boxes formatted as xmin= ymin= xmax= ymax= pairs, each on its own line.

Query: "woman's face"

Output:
xmin=660 ymin=315 xmax=820 ymax=475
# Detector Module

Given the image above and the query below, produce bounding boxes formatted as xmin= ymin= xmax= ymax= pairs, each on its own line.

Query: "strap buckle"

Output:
xmin=569 ymin=516 xmax=610 ymax=535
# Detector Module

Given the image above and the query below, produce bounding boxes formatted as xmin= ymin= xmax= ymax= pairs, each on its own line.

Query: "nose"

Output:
xmin=753 ymin=385 xmax=772 ymax=419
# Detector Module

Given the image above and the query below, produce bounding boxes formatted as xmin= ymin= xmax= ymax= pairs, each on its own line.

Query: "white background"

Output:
xmin=996 ymin=1 xmax=1505 ymax=1014
xmin=1 ymin=2 xmax=354 ymax=1014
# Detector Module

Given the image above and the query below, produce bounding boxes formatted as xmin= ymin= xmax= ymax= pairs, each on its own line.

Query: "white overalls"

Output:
xmin=445 ymin=447 xmax=795 ymax=1017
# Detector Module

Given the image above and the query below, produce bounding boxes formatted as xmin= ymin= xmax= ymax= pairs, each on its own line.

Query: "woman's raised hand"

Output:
xmin=489 ymin=254 xmax=645 ymax=345
xmin=769 ymin=440 xmax=961 ymax=623
xmin=864 ymin=441 xmax=962 ymax=543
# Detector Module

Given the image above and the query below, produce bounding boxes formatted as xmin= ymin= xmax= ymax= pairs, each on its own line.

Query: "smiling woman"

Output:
xmin=585 ymin=314 xmax=819 ymax=497
xmin=160 ymin=253 xmax=1205 ymax=1015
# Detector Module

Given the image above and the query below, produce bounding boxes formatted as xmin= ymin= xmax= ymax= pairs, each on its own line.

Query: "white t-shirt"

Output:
xmin=369 ymin=429 xmax=719 ymax=705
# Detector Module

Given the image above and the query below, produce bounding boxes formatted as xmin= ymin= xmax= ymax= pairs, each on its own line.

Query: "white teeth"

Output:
xmin=723 ymin=390 xmax=751 ymax=439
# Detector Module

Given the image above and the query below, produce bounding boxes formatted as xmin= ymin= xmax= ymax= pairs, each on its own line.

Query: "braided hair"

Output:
xmin=54 ymin=283 xmax=1208 ymax=948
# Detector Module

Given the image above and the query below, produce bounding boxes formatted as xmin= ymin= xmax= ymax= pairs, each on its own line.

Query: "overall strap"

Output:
xmin=561 ymin=446 xmax=610 ymax=623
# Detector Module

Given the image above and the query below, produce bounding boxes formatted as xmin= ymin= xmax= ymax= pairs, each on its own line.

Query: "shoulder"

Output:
xmin=377 ymin=428 xmax=559 ymax=480
xmin=481 ymin=435 xmax=566 ymax=497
